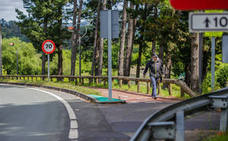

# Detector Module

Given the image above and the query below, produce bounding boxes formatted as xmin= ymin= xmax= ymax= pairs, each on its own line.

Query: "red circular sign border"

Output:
xmin=42 ymin=40 xmax=56 ymax=54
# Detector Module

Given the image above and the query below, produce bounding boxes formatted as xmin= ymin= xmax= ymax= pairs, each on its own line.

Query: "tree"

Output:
xmin=190 ymin=33 xmax=200 ymax=91
xmin=16 ymin=0 xmax=70 ymax=75
xmin=70 ymin=0 xmax=78 ymax=76
xmin=71 ymin=0 xmax=83 ymax=76
xmin=124 ymin=1 xmax=135 ymax=77
xmin=2 ymin=38 xmax=41 ymax=75
xmin=91 ymin=0 xmax=101 ymax=76
xmin=118 ymin=0 xmax=128 ymax=76
xmin=97 ymin=0 xmax=107 ymax=76
xmin=136 ymin=3 xmax=149 ymax=78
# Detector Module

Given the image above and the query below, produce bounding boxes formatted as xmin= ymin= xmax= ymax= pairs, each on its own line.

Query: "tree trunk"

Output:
xmin=42 ymin=17 xmax=48 ymax=75
xmin=91 ymin=0 xmax=101 ymax=76
xmin=58 ymin=45 xmax=63 ymax=75
xmin=199 ymin=33 xmax=203 ymax=93
xmin=136 ymin=43 xmax=143 ymax=78
xmin=0 ymin=24 xmax=2 ymax=75
xmin=124 ymin=2 xmax=135 ymax=77
xmin=163 ymin=53 xmax=172 ymax=88
xmin=57 ymin=7 xmax=63 ymax=76
xmin=118 ymin=0 xmax=127 ymax=76
xmin=159 ymin=43 xmax=164 ymax=63
xmin=136 ymin=4 xmax=147 ymax=78
xmin=185 ymin=64 xmax=191 ymax=87
xmin=71 ymin=0 xmax=78 ymax=76
xmin=191 ymin=33 xmax=200 ymax=92
xmin=75 ymin=0 xmax=83 ymax=75
xmin=152 ymin=41 xmax=156 ymax=54
xmin=42 ymin=53 xmax=46 ymax=75
xmin=98 ymin=0 xmax=107 ymax=76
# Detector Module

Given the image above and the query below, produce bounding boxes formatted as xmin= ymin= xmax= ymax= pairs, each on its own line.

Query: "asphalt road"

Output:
xmin=0 ymin=84 xmax=78 ymax=141
xmin=0 ymin=84 xmax=221 ymax=141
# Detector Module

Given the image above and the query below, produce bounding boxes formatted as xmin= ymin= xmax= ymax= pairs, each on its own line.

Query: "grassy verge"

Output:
xmin=0 ymin=77 xmax=191 ymax=99
xmin=0 ymin=79 xmax=101 ymax=96
xmin=203 ymin=133 xmax=228 ymax=141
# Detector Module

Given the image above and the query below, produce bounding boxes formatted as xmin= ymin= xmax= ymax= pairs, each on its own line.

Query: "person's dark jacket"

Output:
xmin=143 ymin=58 xmax=163 ymax=78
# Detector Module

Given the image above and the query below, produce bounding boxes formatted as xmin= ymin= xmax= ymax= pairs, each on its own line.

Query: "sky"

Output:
xmin=0 ymin=0 xmax=123 ymax=22
xmin=0 ymin=0 xmax=26 ymax=21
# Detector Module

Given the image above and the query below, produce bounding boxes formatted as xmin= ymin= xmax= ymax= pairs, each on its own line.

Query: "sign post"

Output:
xmin=222 ymin=35 xmax=228 ymax=63
xmin=189 ymin=12 xmax=228 ymax=91
xmin=42 ymin=40 xmax=56 ymax=81
xmin=0 ymin=24 xmax=2 ymax=76
xmin=189 ymin=13 xmax=228 ymax=32
xmin=108 ymin=10 xmax=112 ymax=100
xmin=100 ymin=10 xmax=119 ymax=100
xmin=211 ymin=37 xmax=215 ymax=91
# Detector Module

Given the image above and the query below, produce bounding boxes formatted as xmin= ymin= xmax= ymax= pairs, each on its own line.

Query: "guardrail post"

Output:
xmin=96 ymin=78 xmax=98 ymax=85
xmin=176 ymin=111 xmax=184 ymax=141
xmin=137 ymin=81 xmax=140 ymax=93
xmin=220 ymin=108 xmax=228 ymax=132
xmin=209 ymin=96 xmax=228 ymax=132
xmin=128 ymin=80 xmax=131 ymax=89
xmin=119 ymin=79 xmax=122 ymax=88
xmin=148 ymin=121 xmax=175 ymax=140
xmin=158 ymin=82 xmax=161 ymax=96
xmin=74 ymin=78 xmax=78 ymax=85
xmin=147 ymin=81 xmax=150 ymax=94
xmin=82 ymin=78 xmax=84 ymax=85
xmin=169 ymin=84 xmax=172 ymax=96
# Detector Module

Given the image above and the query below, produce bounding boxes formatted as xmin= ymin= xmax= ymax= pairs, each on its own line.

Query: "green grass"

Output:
xmin=0 ymin=79 xmax=101 ymax=96
xmin=0 ymin=77 xmax=191 ymax=99
xmin=203 ymin=133 xmax=228 ymax=141
xmin=82 ymin=78 xmax=190 ymax=99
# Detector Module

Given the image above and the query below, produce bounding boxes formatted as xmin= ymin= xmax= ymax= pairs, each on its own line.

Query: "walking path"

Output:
xmin=94 ymin=88 xmax=181 ymax=103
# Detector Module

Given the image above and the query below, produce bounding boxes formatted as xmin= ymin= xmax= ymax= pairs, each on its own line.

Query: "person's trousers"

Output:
xmin=150 ymin=76 xmax=157 ymax=97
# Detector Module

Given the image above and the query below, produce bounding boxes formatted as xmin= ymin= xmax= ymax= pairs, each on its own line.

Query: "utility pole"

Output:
xmin=0 ymin=24 xmax=2 ymax=75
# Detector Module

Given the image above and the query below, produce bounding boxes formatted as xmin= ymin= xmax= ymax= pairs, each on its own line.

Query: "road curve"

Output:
xmin=0 ymin=84 xmax=78 ymax=141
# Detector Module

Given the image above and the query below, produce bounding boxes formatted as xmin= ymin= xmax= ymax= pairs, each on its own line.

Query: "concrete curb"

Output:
xmin=0 ymin=82 xmax=125 ymax=104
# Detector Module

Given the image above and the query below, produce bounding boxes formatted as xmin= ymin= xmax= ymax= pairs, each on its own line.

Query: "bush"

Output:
xmin=217 ymin=64 xmax=228 ymax=87
xmin=2 ymin=38 xmax=41 ymax=75
xmin=202 ymin=63 xmax=228 ymax=93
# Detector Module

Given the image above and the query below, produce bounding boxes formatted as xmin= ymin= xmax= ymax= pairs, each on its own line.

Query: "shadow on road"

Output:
xmin=0 ymin=101 xmax=70 ymax=141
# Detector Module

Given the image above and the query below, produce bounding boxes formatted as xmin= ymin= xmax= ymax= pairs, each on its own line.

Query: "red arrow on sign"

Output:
xmin=170 ymin=0 xmax=228 ymax=10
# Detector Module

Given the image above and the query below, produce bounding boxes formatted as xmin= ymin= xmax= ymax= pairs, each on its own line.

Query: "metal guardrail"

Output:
xmin=130 ymin=87 xmax=228 ymax=141
xmin=0 ymin=75 xmax=198 ymax=97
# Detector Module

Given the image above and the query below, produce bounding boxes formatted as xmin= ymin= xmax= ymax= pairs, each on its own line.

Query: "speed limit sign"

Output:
xmin=42 ymin=40 xmax=56 ymax=54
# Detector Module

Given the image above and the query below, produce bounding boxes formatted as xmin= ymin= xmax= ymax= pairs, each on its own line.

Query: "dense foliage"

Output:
xmin=1 ymin=0 xmax=227 ymax=93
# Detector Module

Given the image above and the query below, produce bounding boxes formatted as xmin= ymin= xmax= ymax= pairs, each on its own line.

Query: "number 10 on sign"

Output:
xmin=42 ymin=40 xmax=56 ymax=81
xmin=189 ymin=13 xmax=228 ymax=32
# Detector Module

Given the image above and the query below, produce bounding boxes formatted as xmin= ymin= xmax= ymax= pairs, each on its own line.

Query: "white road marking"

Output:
xmin=28 ymin=88 xmax=79 ymax=140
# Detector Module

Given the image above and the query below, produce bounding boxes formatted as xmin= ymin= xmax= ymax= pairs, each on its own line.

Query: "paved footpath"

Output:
xmin=94 ymin=88 xmax=180 ymax=103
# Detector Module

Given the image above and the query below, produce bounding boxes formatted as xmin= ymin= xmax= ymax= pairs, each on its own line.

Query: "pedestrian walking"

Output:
xmin=143 ymin=54 xmax=163 ymax=99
